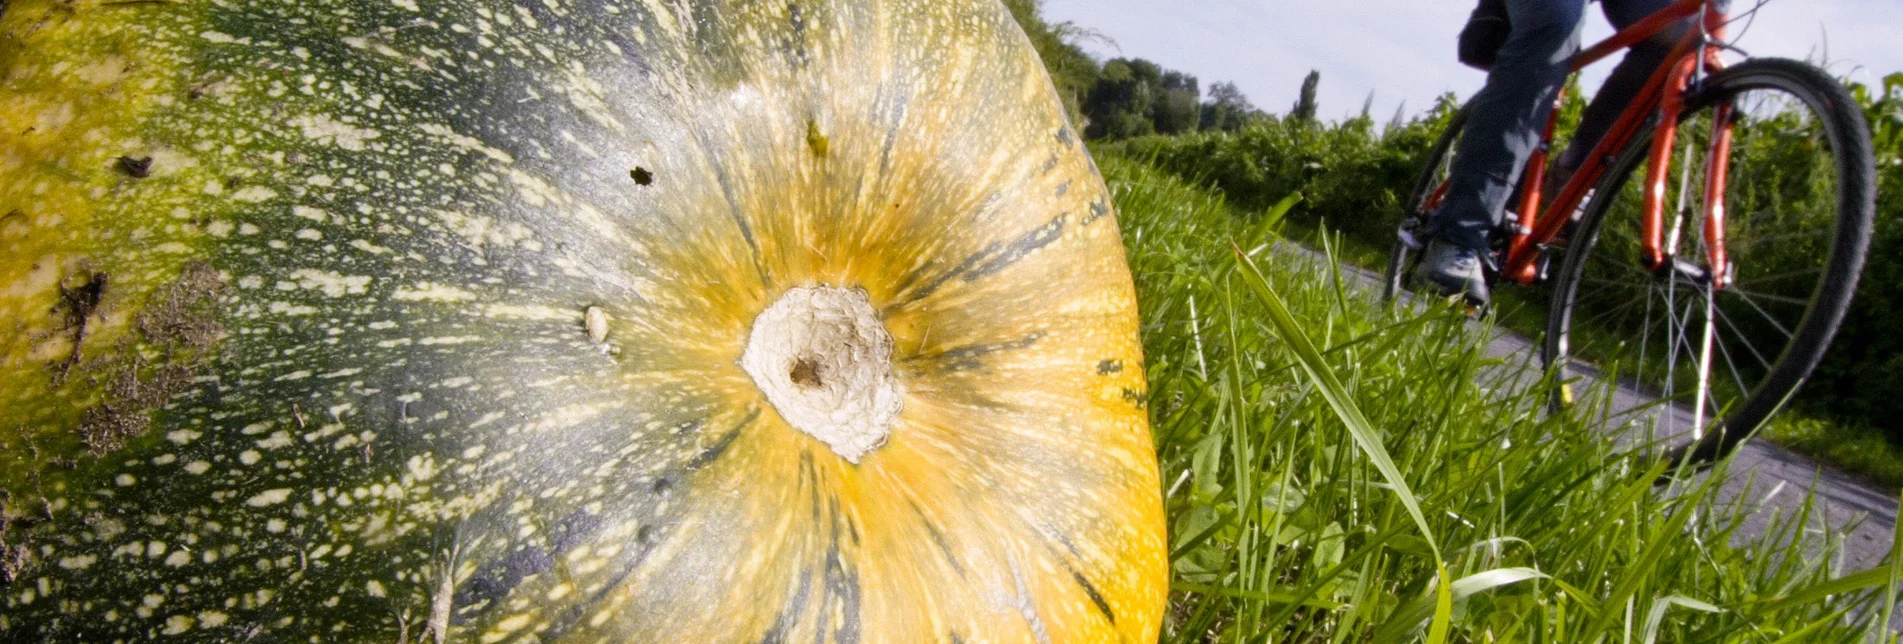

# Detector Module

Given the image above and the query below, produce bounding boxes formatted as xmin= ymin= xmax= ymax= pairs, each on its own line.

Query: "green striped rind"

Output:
xmin=1 ymin=0 xmax=1167 ymax=641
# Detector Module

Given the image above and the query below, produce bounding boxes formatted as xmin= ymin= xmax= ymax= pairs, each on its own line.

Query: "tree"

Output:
xmin=1153 ymin=70 xmax=1201 ymax=135
xmin=1291 ymin=70 xmax=1320 ymax=123
xmin=1084 ymin=58 xmax=1167 ymax=139
xmin=1200 ymin=81 xmax=1259 ymax=132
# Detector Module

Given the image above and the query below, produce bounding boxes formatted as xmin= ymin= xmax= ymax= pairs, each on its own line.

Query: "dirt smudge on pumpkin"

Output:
xmin=66 ymin=262 xmax=227 ymax=455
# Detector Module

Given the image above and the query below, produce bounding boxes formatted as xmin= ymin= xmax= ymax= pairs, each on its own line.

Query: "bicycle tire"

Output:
xmin=1383 ymin=106 xmax=1470 ymax=302
xmin=1542 ymin=58 xmax=1877 ymax=464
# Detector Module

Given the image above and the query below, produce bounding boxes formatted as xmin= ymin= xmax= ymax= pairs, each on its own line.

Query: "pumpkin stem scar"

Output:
xmin=741 ymin=285 xmax=902 ymax=463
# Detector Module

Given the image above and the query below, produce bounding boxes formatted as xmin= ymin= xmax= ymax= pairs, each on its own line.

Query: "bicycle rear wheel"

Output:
xmin=1542 ymin=58 xmax=1876 ymax=462
xmin=1383 ymin=106 xmax=1470 ymax=302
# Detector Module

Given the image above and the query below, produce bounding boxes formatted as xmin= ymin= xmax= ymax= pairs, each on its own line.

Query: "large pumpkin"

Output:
xmin=0 ymin=0 xmax=1166 ymax=640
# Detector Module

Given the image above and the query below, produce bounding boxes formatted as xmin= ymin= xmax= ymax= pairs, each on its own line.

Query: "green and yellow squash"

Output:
xmin=0 ymin=0 xmax=1166 ymax=640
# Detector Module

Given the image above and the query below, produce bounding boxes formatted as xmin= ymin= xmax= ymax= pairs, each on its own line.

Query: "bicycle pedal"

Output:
xmin=1397 ymin=227 xmax=1425 ymax=250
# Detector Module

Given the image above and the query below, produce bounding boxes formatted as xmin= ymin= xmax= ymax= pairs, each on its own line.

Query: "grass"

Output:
xmin=1101 ymin=151 xmax=1897 ymax=641
xmin=1220 ymin=168 xmax=1903 ymax=494
xmin=1765 ymin=416 xmax=1903 ymax=490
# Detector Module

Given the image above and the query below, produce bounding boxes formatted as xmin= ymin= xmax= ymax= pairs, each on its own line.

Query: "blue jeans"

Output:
xmin=1425 ymin=0 xmax=1694 ymax=256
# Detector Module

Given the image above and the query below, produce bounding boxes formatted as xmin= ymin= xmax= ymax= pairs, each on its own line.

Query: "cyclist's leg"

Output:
xmin=1552 ymin=0 xmax=1693 ymax=174
xmin=1426 ymin=0 xmax=1587 ymax=258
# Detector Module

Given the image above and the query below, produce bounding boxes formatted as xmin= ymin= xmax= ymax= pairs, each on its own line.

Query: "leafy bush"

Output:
xmin=1807 ymin=73 xmax=1903 ymax=429
xmin=1114 ymin=101 xmax=1458 ymax=252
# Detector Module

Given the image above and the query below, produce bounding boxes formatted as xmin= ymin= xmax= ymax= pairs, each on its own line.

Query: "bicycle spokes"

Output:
xmin=1545 ymin=59 xmax=1871 ymax=453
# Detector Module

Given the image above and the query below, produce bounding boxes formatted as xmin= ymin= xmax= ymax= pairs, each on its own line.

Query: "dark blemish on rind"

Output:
xmin=806 ymin=120 xmax=829 ymax=158
xmin=53 ymin=271 xmax=109 ymax=384
xmin=962 ymin=214 xmax=1065 ymax=282
xmin=116 ymin=155 xmax=153 ymax=178
xmin=1082 ymin=200 xmax=1110 ymax=226
xmin=908 ymin=500 xmax=965 ymax=577
xmin=785 ymin=2 xmax=810 ymax=67
xmin=824 ymin=547 xmax=862 ymax=644
xmin=629 ymin=166 xmax=654 ymax=186
xmin=69 ymin=263 xmax=223 ymax=454
xmin=77 ymin=404 xmax=150 ymax=455
xmin=1096 ymin=359 xmax=1123 ymax=375
xmin=1 ymin=542 xmax=29 ymax=584
xmin=1054 ymin=180 xmax=1070 ymax=197
xmin=137 ymin=262 xmax=226 ymax=350
xmin=651 ymin=476 xmax=672 ymax=494
xmin=686 ymin=408 xmax=759 ymax=470
xmin=909 ymin=331 xmax=1044 ymax=373
xmin=1071 ymin=570 xmax=1116 ymax=625
xmin=452 ymin=546 xmax=554 ymax=617
xmin=690 ymin=130 xmax=772 ymax=286
xmin=1121 ymin=387 xmax=1149 ymax=409
xmin=757 ymin=565 xmax=814 ymax=644
xmin=1040 ymin=154 xmax=1059 ymax=174
xmin=1056 ymin=126 xmax=1074 ymax=146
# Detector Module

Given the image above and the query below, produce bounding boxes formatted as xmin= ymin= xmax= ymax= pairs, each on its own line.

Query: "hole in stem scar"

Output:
xmin=629 ymin=167 xmax=653 ymax=186
xmin=789 ymin=357 xmax=823 ymax=388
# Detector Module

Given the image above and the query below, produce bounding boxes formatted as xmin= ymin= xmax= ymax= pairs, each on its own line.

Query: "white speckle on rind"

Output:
xmin=231 ymin=186 xmax=277 ymax=203
xmin=392 ymin=283 xmax=477 ymax=302
xmin=292 ymin=114 xmax=380 ymax=151
xmin=246 ymin=489 xmax=293 ymax=507
xmin=286 ymin=269 xmax=371 ymax=297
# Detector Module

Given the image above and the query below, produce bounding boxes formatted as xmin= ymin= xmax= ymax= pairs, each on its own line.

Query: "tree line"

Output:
xmin=1003 ymin=0 xmax=1315 ymax=141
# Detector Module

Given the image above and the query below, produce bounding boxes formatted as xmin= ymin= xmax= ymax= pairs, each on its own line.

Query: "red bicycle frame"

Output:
xmin=1446 ymin=0 xmax=1737 ymax=288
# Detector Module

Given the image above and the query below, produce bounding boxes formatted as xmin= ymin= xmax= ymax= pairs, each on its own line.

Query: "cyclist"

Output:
xmin=1416 ymin=0 xmax=1698 ymax=304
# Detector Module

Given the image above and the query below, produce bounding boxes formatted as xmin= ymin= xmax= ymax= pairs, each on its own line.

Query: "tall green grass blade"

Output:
xmin=1639 ymin=595 xmax=1723 ymax=644
xmin=1752 ymin=566 xmax=1894 ymax=614
xmin=1374 ymin=567 xmax=1549 ymax=641
xmin=1883 ymin=489 xmax=1903 ymax=642
xmin=1232 ymin=245 xmax=1440 ymax=556
xmin=1427 ymin=565 xmax=1454 ymax=644
xmin=1171 ymin=583 xmax=1348 ymax=610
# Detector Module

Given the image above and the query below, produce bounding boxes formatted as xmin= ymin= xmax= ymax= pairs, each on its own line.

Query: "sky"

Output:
xmin=1040 ymin=0 xmax=1903 ymax=124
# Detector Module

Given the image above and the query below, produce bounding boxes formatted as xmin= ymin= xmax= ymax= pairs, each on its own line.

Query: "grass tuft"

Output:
xmin=1103 ymin=152 xmax=1890 ymax=641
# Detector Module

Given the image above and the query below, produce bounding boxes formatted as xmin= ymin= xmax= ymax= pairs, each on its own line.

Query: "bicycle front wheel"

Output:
xmin=1383 ymin=106 xmax=1469 ymax=302
xmin=1542 ymin=58 xmax=1876 ymax=462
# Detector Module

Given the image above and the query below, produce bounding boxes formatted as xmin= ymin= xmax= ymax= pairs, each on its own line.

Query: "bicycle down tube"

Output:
xmin=1497 ymin=0 xmax=1732 ymax=286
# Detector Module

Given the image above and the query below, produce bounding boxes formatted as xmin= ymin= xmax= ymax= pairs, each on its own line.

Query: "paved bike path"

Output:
xmin=1312 ymin=245 xmax=1899 ymax=574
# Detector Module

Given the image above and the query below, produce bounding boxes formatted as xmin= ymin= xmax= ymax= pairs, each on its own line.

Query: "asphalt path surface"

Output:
xmin=1310 ymin=244 xmax=1899 ymax=579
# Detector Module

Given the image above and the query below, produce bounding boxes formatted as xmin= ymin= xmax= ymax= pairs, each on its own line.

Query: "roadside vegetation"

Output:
xmin=1107 ymin=152 xmax=1896 ymax=641
xmin=1002 ymin=0 xmax=1903 ymax=638
xmin=1004 ymin=0 xmax=1903 ymax=489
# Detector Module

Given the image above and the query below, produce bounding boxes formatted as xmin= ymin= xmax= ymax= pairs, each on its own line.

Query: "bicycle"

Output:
xmin=1383 ymin=0 xmax=1878 ymax=465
